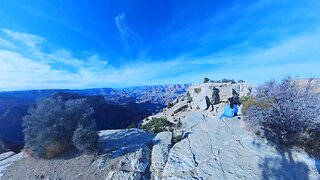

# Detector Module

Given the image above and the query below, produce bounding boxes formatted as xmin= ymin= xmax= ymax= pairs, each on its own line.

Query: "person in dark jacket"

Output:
xmin=232 ymin=89 xmax=241 ymax=116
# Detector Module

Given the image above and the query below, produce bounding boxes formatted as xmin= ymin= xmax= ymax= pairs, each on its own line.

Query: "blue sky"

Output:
xmin=0 ymin=0 xmax=320 ymax=90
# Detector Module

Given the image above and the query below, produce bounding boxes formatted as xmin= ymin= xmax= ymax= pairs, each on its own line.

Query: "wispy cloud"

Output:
xmin=114 ymin=12 xmax=143 ymax=57
xmin=2 ymin=28 xmax=45 ymax=48
xmin=114 ymin=13 xmax=135 ymax=42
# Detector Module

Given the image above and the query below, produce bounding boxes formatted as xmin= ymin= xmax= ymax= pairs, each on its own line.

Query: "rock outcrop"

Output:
xmin=187 ymin=82 xmax=251 ymax=110
xmin=143 ymin=82 xmax=252 ymax=124
xmin=97 ymin=129 xmax=155 ymax=179
xmin=143 ymin=82 xmax=319 ymax=179
xmin=161 ymin=112 xmax=319 ymax=179
xmin=0 ymin=151 xmax=26 ymax=179
xmin=150 ymin=131 xmax=172 ymax=180
xmin=1 ymin=82 xmax=319 ymax=179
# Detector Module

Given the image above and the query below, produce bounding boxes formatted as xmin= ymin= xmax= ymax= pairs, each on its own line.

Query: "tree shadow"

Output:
xmin=260 ymin=149 xmax=310 ymax=180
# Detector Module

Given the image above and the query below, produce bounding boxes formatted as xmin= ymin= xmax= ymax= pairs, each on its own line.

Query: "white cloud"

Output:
xmin=0 ymin=37 xmax=16 ymax=49
xmin=114 ymin=13 xmax=136 ymax=45
xmin=0 ymin=27 xmax=319 ymax=91
xmin=115 ymin=13 xmax=127 ymax=36
xmin=2 ymin=29 xmax=45 ymax=48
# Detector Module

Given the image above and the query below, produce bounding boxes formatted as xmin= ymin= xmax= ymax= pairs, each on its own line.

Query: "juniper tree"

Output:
xmin=23 ymin=96 xmax=98 ymax=158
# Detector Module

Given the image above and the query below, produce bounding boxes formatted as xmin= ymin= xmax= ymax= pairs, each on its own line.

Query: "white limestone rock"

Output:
xmin=99 ymin=128 xmax=155 ymax=152
xmin=0 ymin=152 xmax=27 ymax=179
xmin=96 ymin=129 xmax=154 ymax=179
xmin=161 ymin=112 xmax=320 ymax=179
xmin=151 ymin=131 xmax=172 ymax=180
xmin=187 ymin=82 xmax=252 ymax=110
xmin=0 ymin=152 xmax=15 ymax=161
xmin=114 ymin=144 xmax=150 ymax=173
xmin=106 ymin=170 xmax=142 ymax=180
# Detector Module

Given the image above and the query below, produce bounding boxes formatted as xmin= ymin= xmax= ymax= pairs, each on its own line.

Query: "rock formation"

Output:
xmin=143 ymin=82 xmax=319 ymax=179
xmin=142 ymin=82 xmax=251 ymax=124
xmin=0 ymin=151 xmax=26 ymax=179
xmin=0 ymin=82 xmax=319 ymax=179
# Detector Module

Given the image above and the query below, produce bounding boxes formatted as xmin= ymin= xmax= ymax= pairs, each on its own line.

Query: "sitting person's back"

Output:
xmin=223 ymin=104 xmax=235 ymax=117
xmin=220 ymin=98 xmax=235 ymax=119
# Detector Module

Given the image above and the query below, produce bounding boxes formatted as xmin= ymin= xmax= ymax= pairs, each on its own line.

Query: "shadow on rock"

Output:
xmin=261 ymin=150 xmax=310 ymax=180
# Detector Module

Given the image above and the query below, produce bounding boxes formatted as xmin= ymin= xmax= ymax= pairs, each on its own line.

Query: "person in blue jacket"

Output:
xmin=220 ymin=98 xmax=235 ymax=119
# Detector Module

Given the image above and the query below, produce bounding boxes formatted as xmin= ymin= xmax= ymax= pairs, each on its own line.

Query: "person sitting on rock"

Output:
xmin=219 ymin=98 xmax=235 ymax=119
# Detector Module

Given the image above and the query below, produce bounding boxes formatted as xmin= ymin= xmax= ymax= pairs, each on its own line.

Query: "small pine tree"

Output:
xmin=167 ymin=102 xmax=174 ymax=109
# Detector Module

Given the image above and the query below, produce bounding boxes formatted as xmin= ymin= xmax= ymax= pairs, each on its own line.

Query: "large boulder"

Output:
xmin=99 ymin=128 xmax=154 ymax=152
xmin=106 ymin=170 xmax=142 ymax=180
xmin=0 ymin=152 xmax=26 ymax=179
xmin=114 ymin=144 xmax=150 ymax=173
xmin=187 ymin=82 xmax=252 ymax=110
xmin=95 ymin=129 xmax=155 ymax=180
xmin=151 ymin=131 xmax=173 ymax=180
xmin=0 ymin=152 xmax=15 ymax=162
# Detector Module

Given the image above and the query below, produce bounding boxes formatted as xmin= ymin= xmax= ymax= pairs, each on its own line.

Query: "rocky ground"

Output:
xmin=1 ymin=151 xmax=102 ymax=180
xmin=1 ymin=82 xmax=319 ymax=180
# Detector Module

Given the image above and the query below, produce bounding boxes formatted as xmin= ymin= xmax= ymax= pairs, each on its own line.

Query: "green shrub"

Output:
xmin=172 ymin=134 xmax=184 ymax=145
xmin=209 ymin=79 xmax=236 ymax=84
xmin=142 ymin=117 xmax=174 ymax=133
xmin=241 ymin=97 xmax=271 ymax=115
xmin=194 ymin=88 xmax=201 ymax=94
xmin=167 ymin=102 xmax=174 ymax=109
xmin=221 ymin=79 xmax=236 ymax=84
xmin=23 ymin=96 xmax=98 ymax=158
xmin=203 ymin=77 xmax=210 ymax=83
xmin=239 ymin=96 xmax=250 ymax=104
xmin=126 ymin=123 xmax=136 ymax=129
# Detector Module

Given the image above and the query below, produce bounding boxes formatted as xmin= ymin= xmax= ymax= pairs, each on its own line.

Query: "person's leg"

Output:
xmin=210 ymin=104 xmax=214 ymax=112
xmin=205 ymin=96 xmax=210 ymax=110
xmin=220 ymin=113 xmax=233 ymax=119
xmin=205 ymin=104 xmax=210 ymax=110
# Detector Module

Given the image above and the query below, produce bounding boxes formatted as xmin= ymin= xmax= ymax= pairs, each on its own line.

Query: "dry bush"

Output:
xmin=23 ymin=96 xmax=98 ymax=158
xmin=242 ymin=97 xmax=271 ymax=115
xmin=72 ymin=127 xmax=99 ymax=154
xmin=45 ymin=142 xmax=65 ymax=159
xmin=244 ymin=77 xmax=320 ymax=156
